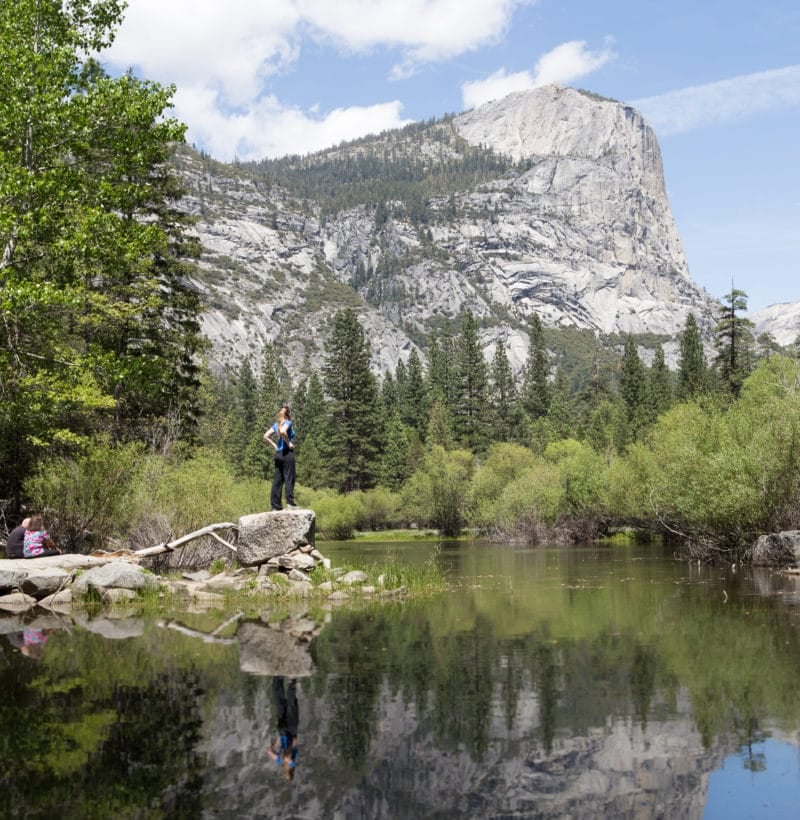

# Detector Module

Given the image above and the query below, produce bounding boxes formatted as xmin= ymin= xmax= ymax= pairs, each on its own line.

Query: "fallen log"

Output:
xmin=157 ymin=613 xmax=242 ymax=644
xmin=133 ymin=522 xmax=239 ymax=558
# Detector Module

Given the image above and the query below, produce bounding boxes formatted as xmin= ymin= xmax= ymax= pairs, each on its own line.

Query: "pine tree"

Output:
xmin=322 ymin=308 xmax=382 ymax=491
xmin=380 ymin=370 xmax=398 ymax=411
xmin=619 ymin=337 xmax=646 ymax=415
xmin=292 ymin=372 xmax=327 ymax=488
xmin=489 ymin=340 xmax=524 ymax=442
xmin=425 ymin=390 xmax=455 ymax=450
xmin=379 ymin=412 xmax=412 ymax=490
xmin=521 ymin=314 xmax=551 ymax=419
xmin=646 ymin=343 xmax=672 ymax=420
xmin=453 ymin=310 xmax=488 ymax=451
xmin=401 ymin=348 xmax=428 ymax=436
xmin=545 ymin=369 xmax=574 ymax=441
xmin=714 ymin=288 xmax=755 ymax=397
xmin=427 ymin=320 xmax=458 ymax=415
xmin=677 ymin=313 xmax=708 ymax=400
xmin=228 ymin=359 xmax=261 ymax=477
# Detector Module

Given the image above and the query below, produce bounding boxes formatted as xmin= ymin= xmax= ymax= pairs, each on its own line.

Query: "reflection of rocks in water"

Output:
xmin=749 ymin=568 xmax=800 ymax=606
xmin=237 ymin=615 xmax=325 ymax=679
xmin=198 ymin=676 xmax=726 ymax=819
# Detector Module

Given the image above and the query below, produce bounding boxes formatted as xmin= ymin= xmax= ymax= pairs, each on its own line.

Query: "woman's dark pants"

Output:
xmin=271 ymin=451 xmax=296 ymax=510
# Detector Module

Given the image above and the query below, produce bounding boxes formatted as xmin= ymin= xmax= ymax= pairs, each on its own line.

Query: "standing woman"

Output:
xmin=264 ymin=404 xmax=296 ymax=511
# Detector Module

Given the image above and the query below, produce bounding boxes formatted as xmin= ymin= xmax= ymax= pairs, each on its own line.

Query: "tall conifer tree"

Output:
xmin=714 ymin=288 xmax=755 ymax=397
xmin=322 ymin=308 xmax=382 ymax=491
xmin=454 ymin=310 xmax=488 ymax=451
xmin=677 ymin=313 xmax=708 ymax=400
xmin=489 ymin=340 xmax=523 ymax=442
xmin=427 ymin=320 xmax=457 ymax=414
xmin=646 ymin=343 xmax=672 ymax=420
xmin=522 ymin=314 xmax=551 ymax=419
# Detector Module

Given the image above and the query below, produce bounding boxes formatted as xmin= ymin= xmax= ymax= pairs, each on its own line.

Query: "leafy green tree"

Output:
xmin=453 ymin=310 xmax=488 ymax=451
xmin=402 ymin=445 xmax=473 ymax=536
xmin=540 ymin=369 xmax=574 ymax=445
xmin=677 ymin=313 xmax=708 ymax=400
xmin=585 ymin=397 xmax=627 ymax=463
xmin=714 ymin=288 xmax=755 ymax=397
xmin=0 ymin=0 xmax=202 ymax=508
xmin=322 ymin=308 xmax=382 ymax=491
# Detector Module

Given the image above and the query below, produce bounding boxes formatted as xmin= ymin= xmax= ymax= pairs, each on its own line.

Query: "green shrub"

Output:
xmin=24 ymin=438 xmax=146 ymax=552
xmin=467 ymin=442 xmax=539 ymax=528
xmin=299 ymin=487 xmax=363 ymax=539
xmin=126 ymin=449 xmax=266 ymax=549
xmin=357 ymin=486 xmax=403 ymax=531
xmin=544 ymin=438 xmax=608 ymax=516
xmin=401 ymin=446 xmax=474 ymax=536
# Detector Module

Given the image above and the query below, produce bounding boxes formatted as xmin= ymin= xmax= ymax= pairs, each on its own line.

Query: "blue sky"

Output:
xmin=106 ymin=0 xmax=800 ymax=312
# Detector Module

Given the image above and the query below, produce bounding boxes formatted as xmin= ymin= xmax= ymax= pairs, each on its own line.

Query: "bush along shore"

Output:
xmin=0 ymin=509 xmax=447 ymax=614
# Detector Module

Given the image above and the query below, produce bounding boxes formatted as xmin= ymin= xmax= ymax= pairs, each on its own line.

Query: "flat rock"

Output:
xmin=0 ymin=592 xmax=37 ymax=612
xmin=340 ymin=570 xmax=368 ymax=586
xmin=102 ymin=588 xmax=138 ymax=605
xmin=72 ymin=561 xmax=159 ymax=596
xmin=74 ymin=614 xmax=145 ymax=639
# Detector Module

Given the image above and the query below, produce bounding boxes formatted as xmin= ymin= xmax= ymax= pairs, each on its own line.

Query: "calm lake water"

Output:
xmin=3 ymin=540 xmax=800 ymax=819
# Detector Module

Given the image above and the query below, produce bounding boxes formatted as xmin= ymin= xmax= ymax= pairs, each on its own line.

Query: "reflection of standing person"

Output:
xmin=268 ymin=677 xmax=299 ymax=780
xmin=23 ymin=515 xmax=61 ymax=558
xmin=5 ymin=517 xmax=30 ymax=559
xmin=263 ymin=404 xmax=296 ymax=511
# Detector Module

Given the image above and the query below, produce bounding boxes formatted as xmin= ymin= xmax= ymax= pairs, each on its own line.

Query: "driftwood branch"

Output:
xmin=157 ymin=615 xmax=242 ymax=644
xmin=134 ymin=522 xmax=238 ymax=557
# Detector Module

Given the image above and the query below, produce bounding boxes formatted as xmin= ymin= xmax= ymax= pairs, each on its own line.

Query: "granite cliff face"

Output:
xmin=178 ymin=84 xmax=721 ymax=376
xmin=750 ymin=301 xmax=800 ymax=347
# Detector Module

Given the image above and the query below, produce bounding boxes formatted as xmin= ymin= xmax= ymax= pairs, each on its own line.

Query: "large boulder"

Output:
xmin=0 ymin=568 xmax=26 ymax=593
xmin=237 ymin=620 xmax=315 ymax=678
xmin=236 ymin=509 xmax=315 ymax=566
xmin=20 ymin=567 xmax=72 ymax=599
xmin=748 ymin=531 xmax=800 ymax=567
xmin=72 ymin=561 xmax=159 ymax=597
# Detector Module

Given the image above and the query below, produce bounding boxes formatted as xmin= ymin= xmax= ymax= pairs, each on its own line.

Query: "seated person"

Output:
xmin=5 ymin=517 xmax=30 ymax=559
xmin=23 ymin=515 xmax=61 ymax=558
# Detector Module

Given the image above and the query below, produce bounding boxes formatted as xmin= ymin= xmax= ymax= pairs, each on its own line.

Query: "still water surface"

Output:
xmin=2 ymin=541 xmax=800 ymax=818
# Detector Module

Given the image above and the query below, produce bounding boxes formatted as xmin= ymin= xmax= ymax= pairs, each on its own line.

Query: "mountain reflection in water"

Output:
xmin=2 ymin=541 xmax=800 ymax=818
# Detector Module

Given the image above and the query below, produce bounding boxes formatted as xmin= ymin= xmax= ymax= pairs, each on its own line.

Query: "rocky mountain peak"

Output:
xmin=179 ymin=85 xmax=721 ymax=378
xmin=455 ymin=84 xmax=667 ymax=200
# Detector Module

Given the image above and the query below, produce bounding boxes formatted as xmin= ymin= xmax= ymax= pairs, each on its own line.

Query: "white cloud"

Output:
xmin=106 ymin=0 xmax=533 ymax=160
xmin=461 ymin=40 xmax=616 ymax=109
xmin=297 ymin=0 xmax=534 ymax=72
xmin=112 ymin=0 xmax=534 ymax=90
xmin=179 ymin=87 xmax=411 ymax=161
xmin=632 ymin=65 xmax=800 ymax=136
